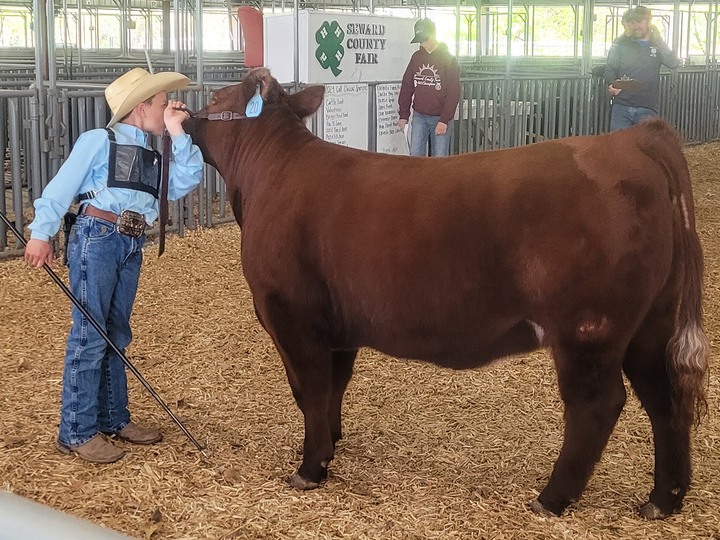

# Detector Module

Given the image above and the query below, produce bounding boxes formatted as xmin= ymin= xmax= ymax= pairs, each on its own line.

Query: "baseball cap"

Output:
xmin=410 ymin=18 xmax=436 ymax=44
xmin=628 ymin=6 xmax=652 ymax=22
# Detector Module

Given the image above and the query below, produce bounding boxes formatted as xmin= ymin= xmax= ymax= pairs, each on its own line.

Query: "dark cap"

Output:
xmin=628 ymin=6 xmax=652 ymax=22
xmin=621 ymin=9 xmax=633 ymax=23
xmin=411 ymin=18 xmax=436 ymax=44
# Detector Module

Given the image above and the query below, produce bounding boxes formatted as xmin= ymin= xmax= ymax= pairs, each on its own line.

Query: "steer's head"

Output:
xmin=184 ymin=68 xmax=325 ymax=170
xmin=208 ymin=68 xmax=324 ymax=120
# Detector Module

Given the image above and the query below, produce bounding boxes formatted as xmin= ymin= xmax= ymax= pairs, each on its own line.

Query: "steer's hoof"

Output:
xmin=288 ymin=474 xmax=319 ymax=490
xmin=529 ymin=499 xmax=559 ymax=517
xmin=639 ymin=501 xmax=669 ymax=520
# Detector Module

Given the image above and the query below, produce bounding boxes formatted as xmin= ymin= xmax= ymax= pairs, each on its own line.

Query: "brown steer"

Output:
xmin=185 ymin=68 xmax=708 ymax=518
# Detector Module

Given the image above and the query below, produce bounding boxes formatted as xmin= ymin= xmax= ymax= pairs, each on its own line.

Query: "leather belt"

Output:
xmin=81 ymin=205 xmax=119 ymax=223
xmin=81 ymin=205 xmax=147 ymax=238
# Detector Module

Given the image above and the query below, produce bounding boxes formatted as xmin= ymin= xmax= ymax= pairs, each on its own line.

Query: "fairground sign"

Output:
xmin=265 ymin=11 xmax=416 ymax=84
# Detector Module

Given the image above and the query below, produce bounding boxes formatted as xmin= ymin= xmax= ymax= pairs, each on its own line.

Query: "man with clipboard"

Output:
xmin=605 ymin=6 xmax=680 ymax=131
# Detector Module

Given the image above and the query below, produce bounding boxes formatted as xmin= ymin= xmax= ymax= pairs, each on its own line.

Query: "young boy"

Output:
xmin=24 ymin=68 xmax=204 ymax=463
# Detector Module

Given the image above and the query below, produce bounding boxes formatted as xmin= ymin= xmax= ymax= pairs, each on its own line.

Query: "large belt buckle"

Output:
xmin=118 ymin=210 xmax=146 ymax=238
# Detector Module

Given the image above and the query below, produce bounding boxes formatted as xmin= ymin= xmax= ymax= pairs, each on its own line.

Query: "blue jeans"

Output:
xmin=410 ymin=111 xmax=453 ymax=157
xmin=58 ymin=214 xmax=144 ymax=447
xmin=610 ymin=104 xmax=657 ymax=131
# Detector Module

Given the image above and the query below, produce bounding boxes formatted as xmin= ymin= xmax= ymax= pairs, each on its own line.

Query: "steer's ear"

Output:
xmin=287 ymin=86 xmax=325 ymax=119
xmin=242 ymin=67 xmax=277 ymax=104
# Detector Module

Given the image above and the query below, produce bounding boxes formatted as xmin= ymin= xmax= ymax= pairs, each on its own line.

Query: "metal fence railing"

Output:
xmin=2 ymin=66 xmax=720 ymax=258
xmin=1 ymin=89 xmax=43 ymax=255
xmin=664 ymin=68 xmax=720 ymax=143
xmin=452 ymin=76 xmax=610 ymax=153
xmin=449 ymin=68 xmax=720 ymax=155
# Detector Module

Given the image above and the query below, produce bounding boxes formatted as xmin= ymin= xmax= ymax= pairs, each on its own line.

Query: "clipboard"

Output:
xmin=611 ymin=79 xmax=643 ymax=92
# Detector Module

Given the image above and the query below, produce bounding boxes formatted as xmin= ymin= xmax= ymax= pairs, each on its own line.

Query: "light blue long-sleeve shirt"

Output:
xmin=28 ymin=122 xmax=204 ymax=241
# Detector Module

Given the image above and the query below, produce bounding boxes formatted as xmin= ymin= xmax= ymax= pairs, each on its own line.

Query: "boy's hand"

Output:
xmin=164 ymin=100 xmax=190 ymax=137
xmin=25 ymin=238 xmax=53 ymax=268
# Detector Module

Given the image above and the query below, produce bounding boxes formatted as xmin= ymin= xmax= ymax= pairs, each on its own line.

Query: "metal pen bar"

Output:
xmin=8 ymin=98 xmax=23 ymax=249
xmin=0 ymin=211 xmax=208 ymax=459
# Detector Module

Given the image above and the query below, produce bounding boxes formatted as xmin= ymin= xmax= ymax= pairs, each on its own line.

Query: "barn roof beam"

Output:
xmin=3 ymin=0 xmax=720 ymax=7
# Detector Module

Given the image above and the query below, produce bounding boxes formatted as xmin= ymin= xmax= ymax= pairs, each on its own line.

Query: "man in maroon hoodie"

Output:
xmin=397 ymin=18 xmax=461 ymax=157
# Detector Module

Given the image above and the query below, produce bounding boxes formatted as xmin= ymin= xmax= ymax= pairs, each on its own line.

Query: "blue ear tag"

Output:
xmin=246 ymin=84 xmax=263 ymax=118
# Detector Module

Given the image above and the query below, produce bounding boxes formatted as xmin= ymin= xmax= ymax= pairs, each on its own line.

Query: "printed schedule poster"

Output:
xmin=323 ymin=83 xmax=369 ymax=150
xmin=376 ymin=83 xmax=408 ymax=155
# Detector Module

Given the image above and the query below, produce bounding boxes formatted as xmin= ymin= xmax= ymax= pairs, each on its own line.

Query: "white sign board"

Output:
xmin=323 ymin=83 xmax=368 ymax=150
xmin=376 ymin=83 xmax=408 ymax=155
xmin=265 ymin=11 xmax=417 ymax=84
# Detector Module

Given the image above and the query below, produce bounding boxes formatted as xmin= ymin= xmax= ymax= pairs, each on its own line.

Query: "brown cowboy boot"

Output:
xmin=56 ymin=436 xmax=125 ymax=464
xmin=115 ymin=422 xmax=162 ymax=445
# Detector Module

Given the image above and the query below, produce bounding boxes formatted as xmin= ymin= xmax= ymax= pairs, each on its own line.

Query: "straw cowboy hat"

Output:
xmin=105 ymin=68 xmax=190 ymax=127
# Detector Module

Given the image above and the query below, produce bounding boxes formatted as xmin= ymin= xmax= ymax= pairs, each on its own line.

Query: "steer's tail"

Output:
xmin=638 ymin=120 xmax=709 ymax=428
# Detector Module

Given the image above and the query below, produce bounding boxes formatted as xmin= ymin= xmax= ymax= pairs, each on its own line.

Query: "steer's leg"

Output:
xmin=279 ymin=342 xmax=335 ymax=490
xmin=329 ymin=350 xmax=358 ymax=446
xmin=279 ymin=341 xmax=334 ymax=490
xmin=622 ymin=309 xmax=691 ymax=519
xmin=532 ymin=339 xmax=627 ymax=516
xmin=257 ymin=297 xmax=335 ymax=490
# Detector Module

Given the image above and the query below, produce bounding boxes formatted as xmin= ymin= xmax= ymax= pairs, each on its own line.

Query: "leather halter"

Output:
xmin=174 ymin=106 xmax=249 ymax=121
xmin=203 ymin=111 xmax=248 ymax=121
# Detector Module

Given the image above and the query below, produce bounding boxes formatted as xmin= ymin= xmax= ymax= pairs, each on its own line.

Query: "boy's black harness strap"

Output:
xmin=107 ymin=127 xmax=118 ymax=190
xmin=77 ymin=128 xmax=161 ymax=201
xmin=77 ymin=191 xmax=99 ymax=202
xmin=104 ymin=127 xmax=161 ymax=198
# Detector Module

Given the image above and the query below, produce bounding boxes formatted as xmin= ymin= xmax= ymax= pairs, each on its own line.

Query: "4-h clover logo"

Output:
xmin=315 ymin=21 xmax=345 ymax=77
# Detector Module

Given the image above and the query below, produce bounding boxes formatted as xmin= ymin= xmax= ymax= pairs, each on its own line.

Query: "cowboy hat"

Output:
xmin=105 ymin=68 xmax=190 ymax=127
